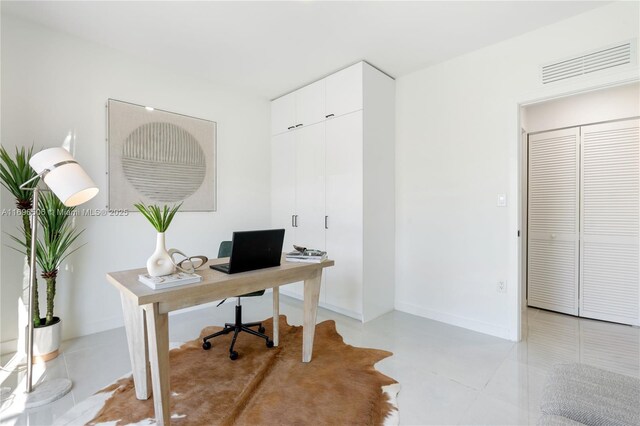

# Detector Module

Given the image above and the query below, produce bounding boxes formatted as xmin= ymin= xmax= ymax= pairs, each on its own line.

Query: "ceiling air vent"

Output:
xmin=542 ymin=41 xmax=637 ymax=84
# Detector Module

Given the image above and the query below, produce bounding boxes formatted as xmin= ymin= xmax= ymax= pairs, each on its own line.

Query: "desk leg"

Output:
xmin=144 ymin=303 xmax=170 ymax=426
xmin=120 ymin=294 xmax=150 ymax=399
xmin=302 ymin=270 xmax=322 ymax=363
xmin=272 ymin=287 xmax=279 ymax=347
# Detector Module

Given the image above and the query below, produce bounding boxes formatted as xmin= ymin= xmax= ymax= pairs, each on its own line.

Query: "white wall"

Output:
xmin=0 ymin=15 xmax=271 ymax=350
xmin=523 ymin=82 xmax=639 ymax=133
xmin=395 ymin=1 xmax=639 ymax=340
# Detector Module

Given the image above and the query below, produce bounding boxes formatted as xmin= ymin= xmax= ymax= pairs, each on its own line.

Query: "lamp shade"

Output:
xmin=29 ymin=147 xmax=99 ymax=207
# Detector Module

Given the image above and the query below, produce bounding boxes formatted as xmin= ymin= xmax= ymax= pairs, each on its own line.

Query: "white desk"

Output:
xmin=107 ymin=256 xmax=334 ymax=425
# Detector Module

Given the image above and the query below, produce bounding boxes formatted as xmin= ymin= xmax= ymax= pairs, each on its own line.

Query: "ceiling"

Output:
xmin=3 ymin=1 xmax=607 ymax=99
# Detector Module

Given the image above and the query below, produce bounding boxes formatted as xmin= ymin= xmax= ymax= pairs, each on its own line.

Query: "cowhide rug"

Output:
xmin=54 ymin=315 xmax=400 ymax=425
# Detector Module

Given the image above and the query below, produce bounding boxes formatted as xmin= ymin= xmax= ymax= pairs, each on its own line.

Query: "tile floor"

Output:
xmin=1 ymin=298 xmax=639 ymax=425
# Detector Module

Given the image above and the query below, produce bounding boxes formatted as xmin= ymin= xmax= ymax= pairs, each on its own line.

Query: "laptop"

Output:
xmin=210 ymin=229 xmax=285 ymax=274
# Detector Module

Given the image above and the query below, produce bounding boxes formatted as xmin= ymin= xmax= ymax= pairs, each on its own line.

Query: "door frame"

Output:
xmin=521 ymin=128 xmax=528 ymax=315
xmin=512 ymin=75 xmax=639 ymax=342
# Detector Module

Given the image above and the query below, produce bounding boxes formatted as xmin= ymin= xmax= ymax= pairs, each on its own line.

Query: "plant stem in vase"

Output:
xmin=43 ymin=270 xmax=57 ymax=326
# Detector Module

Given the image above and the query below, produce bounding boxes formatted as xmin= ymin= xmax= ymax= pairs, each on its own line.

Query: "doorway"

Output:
xmin=520 ymin=83 xmax=640 ymax=327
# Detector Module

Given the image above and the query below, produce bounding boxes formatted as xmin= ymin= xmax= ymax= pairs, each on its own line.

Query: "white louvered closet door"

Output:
xmin=580 ymin=119 xmax=640 ymax=326
xmin=528 ymin=128 xmax=580 ymax=315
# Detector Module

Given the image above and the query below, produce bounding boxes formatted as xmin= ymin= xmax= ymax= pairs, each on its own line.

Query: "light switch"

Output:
xmin=497 ymin=194 xmax=507 ymax=207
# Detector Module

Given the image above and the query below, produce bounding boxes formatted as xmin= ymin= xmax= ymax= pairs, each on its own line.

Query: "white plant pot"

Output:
xmin=32 ymin=317 xmax=62 ymax=363
xmin=146 ymin=232 xmax=175 ymax=277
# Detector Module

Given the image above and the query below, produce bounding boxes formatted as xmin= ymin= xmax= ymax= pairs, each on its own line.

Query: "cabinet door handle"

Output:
xmin=325 ymin=216 xmax=328 ymax=229
xmin=287 ymin=126 xmax=295 ymax=130
xmin=295 ymin=124 xmax=303 ymax=128
xmin=292 ymin=215 xmax=295 ymax=227
xmin=325 ymin=114 xmax=334 ymax=118
xmin=294 ymin=215 xmax=298 ymax=227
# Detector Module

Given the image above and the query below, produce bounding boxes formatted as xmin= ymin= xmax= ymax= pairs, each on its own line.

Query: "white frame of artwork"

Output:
xmin=106 ymin=99 xmax=217 ymax=212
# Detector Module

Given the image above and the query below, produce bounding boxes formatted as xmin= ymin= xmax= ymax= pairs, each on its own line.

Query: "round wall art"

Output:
xmin=122 ymin=122 xmax=206 ymax=203
xmin=107 ymin=99 xmax=216 ymax=211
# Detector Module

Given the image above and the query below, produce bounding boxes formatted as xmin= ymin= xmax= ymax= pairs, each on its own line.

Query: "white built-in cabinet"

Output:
xmin=271 ymin=80 xmax=326 ymax=135
xmin=325 ymin=64 xmax=364 ymax=118
xmin=528 ymin=118 xmax=640 ymax=326
xmin=270 ymin=62 xmax=395 ymax=321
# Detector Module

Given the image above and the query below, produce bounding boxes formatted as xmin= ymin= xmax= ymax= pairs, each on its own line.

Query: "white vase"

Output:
xmin=146 ymin=232 xmax=175 ymax=277
xmin=32 ymin=317 xmax=62 ymax=363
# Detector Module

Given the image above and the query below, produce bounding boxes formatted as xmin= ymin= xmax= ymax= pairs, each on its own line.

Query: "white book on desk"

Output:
xmin=285 ymin=256 xmax=327 ymax=264
xmin=285 ymin=247 xmax=327 ymax=264
xmin=138 ymin=272 xmax=202 ymax=290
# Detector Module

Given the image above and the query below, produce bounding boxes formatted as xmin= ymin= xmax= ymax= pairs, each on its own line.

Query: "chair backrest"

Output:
xmin=218 ymin=240 xmax=265 ymax=298
xmin=218 ymin=241 xmax=232 ymax=258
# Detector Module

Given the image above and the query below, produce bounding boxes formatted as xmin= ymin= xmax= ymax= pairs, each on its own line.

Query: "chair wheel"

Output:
xmin=230 ymin=351 xmax=239 ymax=360
xmin=266 ymin=339 xmax=274 ymax=348
xmin=258 ymin=326 xmax=266 ymax=333
xmin=202 ymin=341 xmax=211 ymax=350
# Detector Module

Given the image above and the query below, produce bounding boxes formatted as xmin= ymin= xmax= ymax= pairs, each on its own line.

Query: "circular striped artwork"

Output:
xmin=122 ymin=122 xmax=206 ymax=203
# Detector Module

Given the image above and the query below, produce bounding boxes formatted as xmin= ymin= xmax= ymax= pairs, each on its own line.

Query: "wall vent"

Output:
xmin=542 ymin=40 xmax=637 ymax=84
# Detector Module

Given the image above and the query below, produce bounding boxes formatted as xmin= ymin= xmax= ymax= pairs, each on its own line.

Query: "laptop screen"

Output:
xmin=228 ymin=229 xmax=285 ymax=273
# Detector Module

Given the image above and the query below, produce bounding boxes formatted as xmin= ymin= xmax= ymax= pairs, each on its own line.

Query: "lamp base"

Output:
xmin=25 ymin=378 xmax=72 ymax=409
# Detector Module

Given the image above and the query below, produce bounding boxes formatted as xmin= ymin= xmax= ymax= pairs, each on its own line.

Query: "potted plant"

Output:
xmin=10 ymin=191 xmax=85 ymax=360
xmin=36 ymin=192 xmax=84 ymax=319
xmin=135 ymin=202 xmax=182 ymax=277
xmin=0 ymin=146 xmax=42 ymax=329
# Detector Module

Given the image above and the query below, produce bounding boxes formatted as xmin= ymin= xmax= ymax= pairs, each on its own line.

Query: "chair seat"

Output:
xmin=241 ymin=290 xmax=265 ymax=298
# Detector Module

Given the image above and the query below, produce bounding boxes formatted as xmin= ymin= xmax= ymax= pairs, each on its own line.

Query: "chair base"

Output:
xmin=202 ymin=303 xmax=273 ymax=360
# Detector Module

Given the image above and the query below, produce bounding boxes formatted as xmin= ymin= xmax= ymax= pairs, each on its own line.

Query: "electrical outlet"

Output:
xmin=497 ymin=280 xmax=507 ymax=293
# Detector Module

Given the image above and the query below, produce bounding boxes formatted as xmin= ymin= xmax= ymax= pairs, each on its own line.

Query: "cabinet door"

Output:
xmin=325 ymin=111 xmax=363 ymax=315
xmin=325 ymin=63 xmax=363 ymax=119
xmin=271 ymin=132 xmax=296 ymax=252
xmin=295 ymin=80 xmax=325 ymax=128
xmin=527 ymin=128 xmax=580 ymax=316
xmin=271 ymin=93 xmax=296 ymax=135
xmin=294 ymin=123 xmax=326 ymax=250
xmin=580 ymin=119 xmax=639 ymax=325
xmin=281 ymin=123 xmax=325 ymax=300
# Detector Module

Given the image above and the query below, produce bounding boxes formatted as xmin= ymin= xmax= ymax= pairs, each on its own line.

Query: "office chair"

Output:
xmin=202 ymin=241 xmax=274 ymax=360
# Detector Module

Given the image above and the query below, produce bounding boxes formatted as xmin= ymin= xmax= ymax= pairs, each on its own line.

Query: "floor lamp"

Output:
xmin=19 ymin=147 xmax=98 ymax=408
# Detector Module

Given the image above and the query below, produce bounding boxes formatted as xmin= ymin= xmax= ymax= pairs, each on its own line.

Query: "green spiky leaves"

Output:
xmin=134 ymin=202 xmax=182 ymax=233
xmin=0 ymin=145 xmax=39 ymax=209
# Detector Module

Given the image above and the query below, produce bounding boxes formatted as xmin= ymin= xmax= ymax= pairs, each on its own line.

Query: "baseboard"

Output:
xmin=2 ymin=318 xmax=126 ymax=355
xmin=2 ymin=292 xmax=365 ymax=356
xmin=0 ymin=338 xmax=18 ymax=355
xmin=318 ymin=301 xmax=363 ymax=322
xmin=277 ymin=289 xmax=302 ymax=303
xmin=9 ymin=294 xmax=294 ymax=354
xmin=279 ymin=290 xmax=364 ymax=322
xmin=395 ymin=301 xmax=512 ymax=340
xmin=70 ymin=315 xmax=125 ymax=339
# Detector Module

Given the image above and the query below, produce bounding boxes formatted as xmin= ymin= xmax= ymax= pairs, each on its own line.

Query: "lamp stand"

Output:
xmin=23 ymin=185 xmax=72 ymax=408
